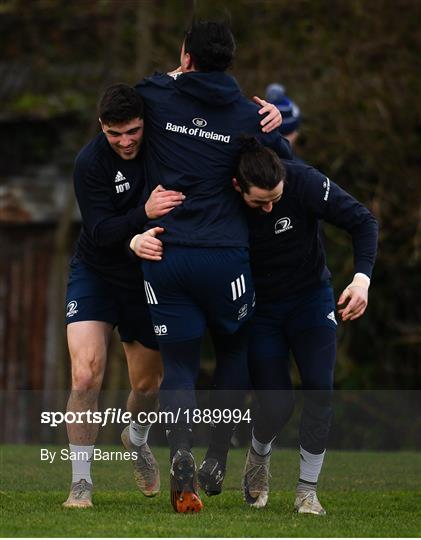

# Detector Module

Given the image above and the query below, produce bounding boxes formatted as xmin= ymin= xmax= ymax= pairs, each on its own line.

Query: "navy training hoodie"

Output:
xmin=136 ymin=71 xmax=292 ymax=247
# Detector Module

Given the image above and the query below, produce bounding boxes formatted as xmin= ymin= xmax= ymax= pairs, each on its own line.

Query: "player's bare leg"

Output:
xmin=121 ymin=341 xmax=163 ymax=496
xmin=63 ymin=321 xmax=112 ymax=508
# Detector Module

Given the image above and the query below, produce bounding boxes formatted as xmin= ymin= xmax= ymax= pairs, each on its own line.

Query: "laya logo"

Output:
xmin=192 ymin=117 xmax=207 ymax=127
xmin=154 ymin=324 xmax=168 ymax=336
xmin=274 ymin=217 xmax=293 ymax=234
xmin=66 ymin=301 xmax=78 ymax=317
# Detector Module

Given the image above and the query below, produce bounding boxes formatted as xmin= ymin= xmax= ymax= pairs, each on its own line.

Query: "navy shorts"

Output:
xmin=65 ymin=257 xmax=158 ymax=350
xmin=142 ymin=246 xmax=255 ymax=343
xmin=249 ymin=282 xmax=337 ymax=361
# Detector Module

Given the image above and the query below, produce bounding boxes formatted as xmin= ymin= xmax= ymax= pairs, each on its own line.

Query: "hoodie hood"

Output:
xmin=173 ymin=71 xmax=241 ymax=106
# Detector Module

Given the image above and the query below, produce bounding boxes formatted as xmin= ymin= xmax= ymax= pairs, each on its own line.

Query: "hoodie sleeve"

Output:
xmin=257 ymin=130 xmax=293 ymax=160
xmin=300 ymin=167 xmax=379 ymax=278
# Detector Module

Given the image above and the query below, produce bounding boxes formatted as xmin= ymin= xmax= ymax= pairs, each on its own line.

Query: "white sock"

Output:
xmin=298 ymin=446 xmax=326 ymax=485
xmin=69 ymin=444 xmax=94 ymax=484
xmin=251 ymin=430 xmax=274 ymax=456
xmin=129 ymin=421 xmax=151 ymax=447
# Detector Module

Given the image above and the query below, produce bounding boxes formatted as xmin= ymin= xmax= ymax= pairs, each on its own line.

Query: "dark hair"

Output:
xmin=98 ymin=83 xmax=144 ymax=125
xmin=184 ymin=20 xmax=235 ymax=72
xmin=236 ymin=136 xmax=286 ymax=193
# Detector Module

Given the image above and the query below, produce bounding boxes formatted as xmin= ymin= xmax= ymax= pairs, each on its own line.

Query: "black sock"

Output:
xmin=167 ymin=424 xmax=193 ymax=461
xmin=205 ymin=441 xmax=229 ymax=469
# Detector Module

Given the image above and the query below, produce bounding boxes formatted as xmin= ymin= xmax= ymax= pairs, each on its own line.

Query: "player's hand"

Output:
xmin=129 ymin=227 xmax=164 ymax=261
xmin=253 ymin=95 xmax=282 ymax=133
xmin=337 ymin=274 xmax=370 ymax=321
xmin=145 ymin=185 xmax=185 ymax=219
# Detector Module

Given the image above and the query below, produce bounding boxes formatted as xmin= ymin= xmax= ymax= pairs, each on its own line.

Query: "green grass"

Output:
xmin=1 ymin=445 xmax=421 ymax=537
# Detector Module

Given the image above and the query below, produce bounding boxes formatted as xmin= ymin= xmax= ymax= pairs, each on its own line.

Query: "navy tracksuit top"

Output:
xmin=247 ymin=160 xmax=379 ymax=301
xmin=73 ymin=133 xmax=147 ymax=289
xmin=136 ymin=71 xmax=292 ymax=247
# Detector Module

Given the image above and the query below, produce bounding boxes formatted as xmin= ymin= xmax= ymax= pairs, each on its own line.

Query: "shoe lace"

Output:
xmin=300 ymin=490 xmax=318 ymax=506
xmin=73 ymin=479 xmax=90 ymax=499
xmin=305 ymin=491 xmax=315 ymax=502
xmin=139 ymin=445 xmax=155 ymax=468
xmin=247 ymin=462 xmax=271 ymax=490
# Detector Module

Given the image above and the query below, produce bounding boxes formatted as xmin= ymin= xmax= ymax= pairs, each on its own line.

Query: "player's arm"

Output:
xmin=250 ymin=93 xmax=292 ymax=159
xmin=254 ymin=107 xmax=293 ymax=160
xmin=258 ymin=129 xmax=293 ymax=160
xmin=301 ymin=168 xmax=379 ymax=321
xmin=74 ymin=160 xmax=184 ymax=247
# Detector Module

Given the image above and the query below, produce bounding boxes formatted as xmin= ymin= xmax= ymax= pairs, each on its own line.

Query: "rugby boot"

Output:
xmin=295 ymin=489 xmax=326 ymax=515
xmin=121 ymin=425 xmax=160 ymax=496
xmin=242 ymin=447 xmax=271 ymax=508
xmin=198 ymin=457 xmax=225 ymax=496
xmin=62 ymin=478 xmax=93 ymax=508
xmin=170 ymin=449 xmax=203 ymax=513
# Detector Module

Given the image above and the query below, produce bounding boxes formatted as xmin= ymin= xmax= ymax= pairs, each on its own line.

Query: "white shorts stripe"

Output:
xmin=240 ymin=274 xmax=246 ymax=294
xmin=144 ymin=281 xmax=158 ymax=305
xmin=144 ymin=280 xmax=151 ymax=303
xmin=231 ymin=274 xmax=247 ymax=301
xmin=231 ymin=281 xmax=237 ymax=301
xmin=148 ymin=282 xmax=158 ymax=305
xmin=236 ymin=278 xmax=242 ymax=298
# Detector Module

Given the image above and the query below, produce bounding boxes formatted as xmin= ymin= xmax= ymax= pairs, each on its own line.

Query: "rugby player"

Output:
xmin=63 ymin=84 xmax=185 ymax=508
xmin=63 ymin=81 xmax=280 ymax=508
xmin=233 ymin=138 xmax=378 ymax=514
xmin=130 ymin=20 xmax=292 ymax=512
xmin=138 ymin=137 xmax=378 ymax=513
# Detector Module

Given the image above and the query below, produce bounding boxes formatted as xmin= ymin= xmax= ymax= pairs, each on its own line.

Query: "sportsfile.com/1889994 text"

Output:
xmin=40 ymin=408 xmax=251 ymax=428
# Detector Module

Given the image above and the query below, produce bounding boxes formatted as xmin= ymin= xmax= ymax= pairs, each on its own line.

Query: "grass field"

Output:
xmin=1 ymin=445 xmax=421 ymax=537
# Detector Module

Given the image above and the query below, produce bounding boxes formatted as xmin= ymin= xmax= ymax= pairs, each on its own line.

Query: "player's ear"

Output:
xmin=99 ymin=118 xmax=104 ymax=131
xmin=186 ymin=53 xmax=194 ymax=70
xmin=181 ymin=48 xmax=193 ymax=71
xmin=183 ymin=52 xmax=192 ymax=70
xmin=232 ymin=178 xmax=242 ymax=193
